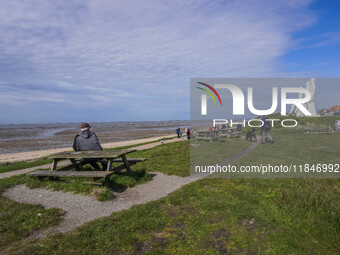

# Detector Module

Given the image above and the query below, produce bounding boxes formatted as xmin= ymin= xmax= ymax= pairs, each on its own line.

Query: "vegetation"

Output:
xmin=0 ymin=159 xmax=51 ymax=174
xmin=1 ymin=119 xmax=339 ymax=254
xmin=0 ymin=175 xmax=64 ymax=251
xmin=4 ymin=178 xmax=339 ymax=255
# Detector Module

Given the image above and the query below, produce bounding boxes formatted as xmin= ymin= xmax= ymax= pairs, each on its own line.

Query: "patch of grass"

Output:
xmin=6 ymin=178 xmax=339 ymax=255
xmin=96 ymin=189 xmax=116 ymax=201
xmin=25 ymin=167 xmax=151 ymax=201
xmin=126 ymin=140 xmax=191 ymax=177
xmin=191 ymin=137 xmax=250 ymax=167
xmin=122 ymin=138 xmax=249 ymax=177
xmin=0 ymin=175 xmax=64 ymax=252
xmin=229 ymin=127 xmax=340 ymax=178
xmin=109 ymin=170 xmax=151 ymax=189
xmin=0 ymin=159 xmax=51 ymax=174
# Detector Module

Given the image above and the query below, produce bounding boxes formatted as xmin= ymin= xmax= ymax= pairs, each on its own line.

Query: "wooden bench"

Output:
xmin=228 ymin=131 xmax=241 ymax=138
xmin=28 ymin=170 xmax=115 ymax=186
xmin=304 ymin=127 xmax=334 ymax=134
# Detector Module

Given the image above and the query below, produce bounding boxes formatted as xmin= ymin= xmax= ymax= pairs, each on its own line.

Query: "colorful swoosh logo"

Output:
xmin=196 ymin=82 xmax=223 ymax=106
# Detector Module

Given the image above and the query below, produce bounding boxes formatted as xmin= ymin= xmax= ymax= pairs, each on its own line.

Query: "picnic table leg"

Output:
xmin=51 ymin=159 xmax=59 ymax=171
xmin=121 ymin=155 xmax=131 ymax=172
xmin=106 ymin=159 xmax=113 ymax=171
xmin=70 ymin=159 xmax=79 ymax=171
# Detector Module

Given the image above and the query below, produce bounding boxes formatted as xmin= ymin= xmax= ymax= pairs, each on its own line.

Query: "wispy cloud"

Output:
xmin=0 ymin=0 xmax=317 ymax=123
xmin=291 ymin=31 xmax=340 ymax=50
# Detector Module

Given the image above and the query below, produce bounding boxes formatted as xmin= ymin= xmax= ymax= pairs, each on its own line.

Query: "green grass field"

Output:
xmin=0 ymin=136 xmax=176 ymax=174
xmin=0 ymin=118 xmax=339 ymax=254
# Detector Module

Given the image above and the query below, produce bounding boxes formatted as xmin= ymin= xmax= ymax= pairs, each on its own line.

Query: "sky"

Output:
xmin=0 ymin=0 xmax=339 ymax=124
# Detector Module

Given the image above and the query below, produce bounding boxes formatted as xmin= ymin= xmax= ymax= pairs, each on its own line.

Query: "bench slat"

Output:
xmin=111 ymin=158 xmax=146 ymax=162
xmin=47 ymin=150 xmax=136 ymax=159
xmin=28 ymin=170 xmax=113 ymax=178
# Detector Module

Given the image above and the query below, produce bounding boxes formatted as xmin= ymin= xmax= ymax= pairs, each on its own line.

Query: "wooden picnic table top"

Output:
xmin=197 ymin=128 xmax=234 ymax=134
xmin=47 ymin=149 xmax=136 ymax=159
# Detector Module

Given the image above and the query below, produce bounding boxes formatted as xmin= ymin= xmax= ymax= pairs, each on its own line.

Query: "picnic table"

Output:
xmin=304 ymin=126 xmax=334 ymax=134
xmin=28 ymin=150 xmax=146 ymax=186
xmin=195 ymin=128 xmax=238 ymax=141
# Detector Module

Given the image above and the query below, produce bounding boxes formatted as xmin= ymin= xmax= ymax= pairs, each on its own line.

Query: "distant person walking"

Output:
xmin=73 ymin=122 xmax=107 ymax=170
xmin=176 ymin=128 xmax=180 ymax=138
xmin=186 ymin=128 xmax=191 ymax=140
xmin=260 ymin=116 xmax=274 ymax=144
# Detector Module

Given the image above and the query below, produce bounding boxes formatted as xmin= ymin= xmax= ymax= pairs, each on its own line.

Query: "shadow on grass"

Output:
xmin=25 ymin=166 xmax=151 ymax=201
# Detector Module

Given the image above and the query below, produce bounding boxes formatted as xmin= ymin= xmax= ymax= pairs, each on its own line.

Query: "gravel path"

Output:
xmin=3 ymin=139 xmax=260 ymax=239
xmin=0 ymin=162 xmax=68 ymax=180
xmin=3 ymin=172 xmax=196 ymax=239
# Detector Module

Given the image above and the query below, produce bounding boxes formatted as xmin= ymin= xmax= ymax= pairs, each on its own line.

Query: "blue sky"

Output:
xmin=0 ymin=0 xmax=339 ymax=124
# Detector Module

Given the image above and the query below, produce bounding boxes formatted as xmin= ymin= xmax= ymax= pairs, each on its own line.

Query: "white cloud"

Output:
xmin=0 ymin=0 xmax=317 ymax=122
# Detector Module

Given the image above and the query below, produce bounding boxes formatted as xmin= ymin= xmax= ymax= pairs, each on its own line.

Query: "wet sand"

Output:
xmin=0 ymin=134 xmax=176 ymax=163
xmin=0 ymin=121 xmax=191 ymax=154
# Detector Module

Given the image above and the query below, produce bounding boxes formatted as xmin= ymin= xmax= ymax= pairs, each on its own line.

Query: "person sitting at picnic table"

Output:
xmin=73 ymin=122 xmax=108 ymax=171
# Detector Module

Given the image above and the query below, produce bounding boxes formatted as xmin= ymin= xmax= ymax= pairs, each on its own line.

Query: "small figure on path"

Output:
xmin=186 ymin=128 xmax=191 ymax=140
xmin=237 ymin=124 xmax=242 ymax=132
xmin=260 ymin=116 xmax=274 ymax=144
xmin=176 ymin=128 xmax=180 ymax=138
xmin=73 ymin=122 xmax=108 ymax=170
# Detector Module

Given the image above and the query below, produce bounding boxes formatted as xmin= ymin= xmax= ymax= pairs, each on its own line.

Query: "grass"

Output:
xmin=0 ymin=158 xmax=51 ymax=174
xmin=104 ymin=136 xmax=176 ymax=151
xmin=5 ymin=178 xmax=339 ymax=255
xmin=128 ymin=140 xmax=191 ymax=177
xmin=228 ymin=128 xmax=340 ymax=178
xmin=190 ymin=136 xmax=250 ymax=168
xmin=1 ymin=119 xmax=340 ymax=254
xmin=0 ymin=136 xmax=176 ymax=174
xmin=122 ymin=138 xmax=249 ymax=177
xmin=25 ymin=167 xmax=151 ymax=201
xmin=0 ymin=175 xmax=65 ymax=251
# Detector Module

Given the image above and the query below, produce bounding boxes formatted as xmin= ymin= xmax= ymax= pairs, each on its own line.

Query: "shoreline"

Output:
xmin=0 ymin=135 xmax=176 ymax=163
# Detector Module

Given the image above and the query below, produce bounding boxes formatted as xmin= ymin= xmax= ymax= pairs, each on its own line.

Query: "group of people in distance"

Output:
xmin=176 ymin=127 xmax=191 ymax=140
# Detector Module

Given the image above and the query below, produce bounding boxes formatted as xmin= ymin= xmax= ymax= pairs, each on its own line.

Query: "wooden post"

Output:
xmin=51 ymin=159 xmax=58 ymax=171
xmin=70 ymin=159 xmax=79 ymax=171
xmin=107 ymin=159 xmax=113 ymax=171
xmin=121 ymin=154 xmax=131 ymax=172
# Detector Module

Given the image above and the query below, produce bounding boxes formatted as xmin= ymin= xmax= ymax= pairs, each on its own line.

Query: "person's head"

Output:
xmin=80 ymin=122 xmax=90 ymax=132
